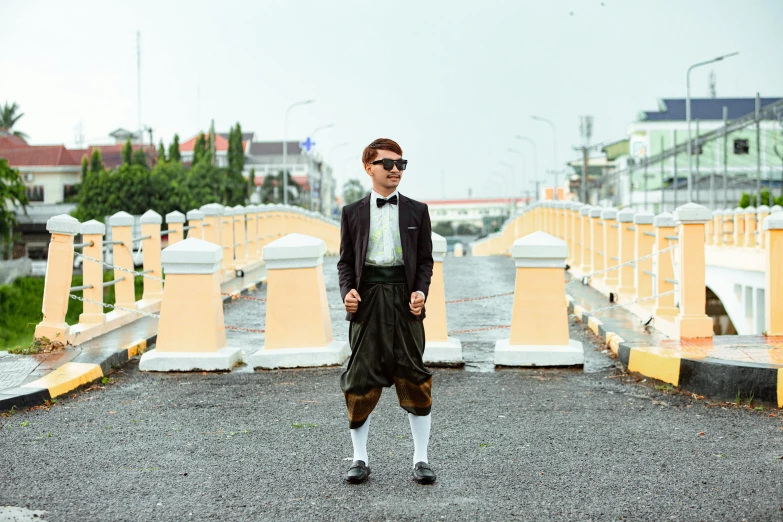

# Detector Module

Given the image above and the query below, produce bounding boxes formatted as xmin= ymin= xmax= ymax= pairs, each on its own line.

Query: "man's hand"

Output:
xmin=344 ymin=289 xmax=361 ymax=314
xmin=409 ymin=292 xmax=425 ymax=316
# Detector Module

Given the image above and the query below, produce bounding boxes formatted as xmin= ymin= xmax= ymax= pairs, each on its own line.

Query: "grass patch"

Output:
xmin=1 ymin=274 xmax=144 ymax=351
xmin=291 ymin=422 xmax=318 ymax=429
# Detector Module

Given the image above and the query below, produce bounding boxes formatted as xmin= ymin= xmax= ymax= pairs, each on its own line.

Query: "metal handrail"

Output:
xmin=611 ymin=256 xmax=619 ymax=261
xmin=132 ymin=235 xmax=151 ymax=242
xmin=611 ymin=224 xmax=619 ymax=229
xmin=627 ymin=226 xmax=637 ymax=232
xmin=140 ymin=269 xmax=153 ymax=275
xmin=644 ymin=231 xmax=656 ymax=237
xmin=69 ymin=284 xmax=94 ymax=292
xmin=73 ymin=241 xmax=94 ymax=249
xmin=643 ymin=270 xmax=655 ymax=277
xmin=664 ymin=278 xmax=678 ymax=285
xmin=665 ymin=235 xmax=679 ymax=241
xmin=182 ymin=225 xmax=195 ymax=231
xmin=102 ymin=276 xmax=126 ymax=288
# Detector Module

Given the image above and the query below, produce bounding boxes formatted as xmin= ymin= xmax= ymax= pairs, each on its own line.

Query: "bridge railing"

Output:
xmin=470 ymin=200 xmax=783 ymax=339
xmin=33 ymin=204 xmax=340 ymax=347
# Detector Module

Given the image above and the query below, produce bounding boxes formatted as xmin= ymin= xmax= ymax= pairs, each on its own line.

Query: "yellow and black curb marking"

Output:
xmin=566 ymin=295 xmax=783 ymax=408
xmin=0 ymin=334 xmax=157 ymax=412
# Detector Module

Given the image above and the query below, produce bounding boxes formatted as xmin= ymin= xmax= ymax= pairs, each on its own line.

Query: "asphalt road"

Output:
xmin=1 ymin=256 xmax=781 ymax=521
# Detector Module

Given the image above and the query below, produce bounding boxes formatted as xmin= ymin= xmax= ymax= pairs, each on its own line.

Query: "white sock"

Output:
xmin=350 ymin=415 xmax=370 ymax=465
xmin=407 ymin=412 xmax=431 ymax=466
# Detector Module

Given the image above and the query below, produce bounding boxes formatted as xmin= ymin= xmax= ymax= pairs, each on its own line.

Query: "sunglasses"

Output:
xmin=371 ymin=158 xmax=408 ymax=171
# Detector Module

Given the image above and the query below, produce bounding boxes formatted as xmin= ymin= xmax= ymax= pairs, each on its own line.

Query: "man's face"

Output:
xmin=365 ymin=149 xmax=403 ymax=192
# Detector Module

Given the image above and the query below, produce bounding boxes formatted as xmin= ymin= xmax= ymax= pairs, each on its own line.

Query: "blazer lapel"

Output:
xmin=398 ymin=193 xmax=410 ymax=263
xmin=358 ymin=195 xmax=371 ymax=266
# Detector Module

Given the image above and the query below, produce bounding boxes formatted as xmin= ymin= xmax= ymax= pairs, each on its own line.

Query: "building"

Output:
xmin=622 ymin=96 xmax=783 ymax=210
xmin=423 ymin=197 xmax=529 ymax=234
xmin=567 ymin=139 xmax=628 ymax=205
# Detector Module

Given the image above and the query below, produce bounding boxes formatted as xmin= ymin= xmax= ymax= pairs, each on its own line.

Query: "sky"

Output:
xmin=3 ymin=0 xmax=783 ymax=201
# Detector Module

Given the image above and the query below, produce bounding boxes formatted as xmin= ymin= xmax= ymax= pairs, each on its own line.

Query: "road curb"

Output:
xmin=566 ymin=294 xmax=782 ymax=407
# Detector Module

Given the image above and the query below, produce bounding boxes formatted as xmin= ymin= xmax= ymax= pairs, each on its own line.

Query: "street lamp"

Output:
xmin=686 ymin=52 xmax=739 ymax=202
xmin=531 ymin=115 xmax=559 ymax=200
xmin=498 ymin=161 xmax=516 ymax=211
xmin=307 ymin=124 xmax=335 ymax=211
xmin=283 ymin=99 xmax=315 ymax=205
xmin=507 ymin=148 xmax=527 ymax=205
xmin=515 ymin=136 xmax=539 ymax=186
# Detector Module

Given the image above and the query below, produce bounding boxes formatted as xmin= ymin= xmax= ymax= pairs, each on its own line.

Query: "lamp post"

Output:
xmin=507 ymin=148 xmax=527 ymax=206
xmin=307 ymin=123 xmax=335 ymax=211
xmin=515 ymin=135 xmax=538 ymax=189
xmin=686 ymin=52 xmax=738 ymax=202
xmin=531 ymin=116 xmax=558 ymax=200
xmin=498 ymin=161 xmax=516 ymax=211
xmin=282 ymin=99 xmax=315 ymax=206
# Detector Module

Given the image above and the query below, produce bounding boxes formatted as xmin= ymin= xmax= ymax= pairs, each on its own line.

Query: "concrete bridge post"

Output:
xmin=109 ymin=211 xmax=137 ymax=310
xmin=733 ymin=207 xmax=745 ymax=247
xmin=494 ymin=231 xmax=583 ymax=366
xmin=199 ymin=203 xmax=223 ymax=246
xmin=764 ymin=212 xmax=783 ymax=336
xmin=139 ymin=210 xmax=163 ymax=302
xmin=220 ymin=206 xmax=235 ymax=279
xmin=654 ymin=212 xmax=678 ymax=319
xmin=706 ymin=212 xmax=714 ymax=246
xmin=165 ymin=211 xmax=185 ymax=246
xmin=616 ymin=208 xmax=636 ymax=298
xmin=744 ymin=206 xmax=757 ymax=248
xmin=756 ymin=206 xmax=770 ymax=249
xmin=570 ymin=203 xmax=584 ymax=269
xmin=633 ymin=211 xmax=655 ymax=304
xmin=674 ymin=203 xmax=713 ymax=338
xmin=601 ymin=208 xmax=619 ymax=288
xmin=248 ymin=233 xmax=349 ymax=369
xmin=34 ymin=215 xmax=81 ymax=341
xmin=78 ymin=220 xmax=106 ymax=326
xmin=722 ymin=209 xmax=734 ymax=245
xmin=423 ymin=232 xmax=463 ymax=365
xmin=232 ymin=205 xmax=247 ymax=270
xmin=245 ymin=205 xmax=260 ymax=262
xmin=139 ymin=238 xmax=241 ymax=371
xmin=712 ymin=210 xmax=723 ymax=246
xmin=185 ymin=209 xmax=204 ymax=239
xmin=579 ymin=206 xmax=592 ymax=274
xmin=589 ymin=207 xmax=604 ymax=281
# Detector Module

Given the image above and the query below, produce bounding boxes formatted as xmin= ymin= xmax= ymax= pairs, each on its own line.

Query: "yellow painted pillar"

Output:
xmin=705 ymin=213 xmax=714 ymax=246
xmin=139 ymin=238 xmax=241 ymax=371
xmin=554 ymin=201 xmax=563 ymax=240
xmin=35 ymin=215 xmax=80 ymax=341
xmin=579 ymin=206 xmax=592 ymax=273
xmin=571 ymin=203 xmax=584 ymax=269
xmin=494 ymin=231 xmax=583 ymax=366
xmin=757 ymin=206 xmax=770 ymax=249
xmin=165 ymin=211 xmax=185 ymax=247
xmin=200 ymin=204 xmax=222 ymax=245
xmin=245 ymin=204 xmax=260 ymax=262
xmin=722 ymin=209 xmax=734 ymax=246
xmin=673 ymin=203 xmax=713 ymax=338
xmin=589 ymin=207 xmax=604 ymax=279
xmin=232 ymin=205 xmax=247 ymax=270
xmin=744 ymin=206 xmax=757 ymax=248
xmin=733 ymin=207 xmax=745 ymax=246
xmin=220 ymin=207 xmax=235 ymax=278
xmin=78 ymin=220 xmax=106 ymax=325
xmin=140 ymin=210 xmax=163 ymax=302
xmin=654 ymin=212 xmax=678 ymax=318
xmin=601 ymin=208 xmax=619 ymax=288
xmin=562 ymin=203 xmax=571 ymax=262
xmin=423 ymin=232 xmax=462 ymax=365
xmin=764 ymin=213 xmax=783 ymax=335
xmin=633 ymin=211 xmax=655 ymax=303
xmin=616 ymin=208 xmax=636 ymax=297
xmin=248 ymin=233 xmax=350 ymax=369
xmin=186 ymin=209 xmax=204 ymax=239
xmin=109 ymin=211 xmax=137 ymax=310
xmin=712 ymin=210 xmax=723 ymax=246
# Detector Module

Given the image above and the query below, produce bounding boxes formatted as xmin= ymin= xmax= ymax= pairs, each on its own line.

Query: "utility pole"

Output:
xmin=723 ymin=106 xmax=729 ymax=207
xmin=673 ymin=130 xmax=678 ymax=209
xmin=660 ymin=136 xmax=665 ymax=212
xmin=137 ymin=31 xmax=142 ymax=141
xmin=695 ymin=119 xmax=701 ymax=204
xmin=146 ymin=127 xmax=154 ymax=148
xmin=579 ymin=115 xmax=593 ymax=203
xmin=756 ymin=92 xmax=762 ymax=205
xmin=644 ymin=159 xmax=649 ymax=210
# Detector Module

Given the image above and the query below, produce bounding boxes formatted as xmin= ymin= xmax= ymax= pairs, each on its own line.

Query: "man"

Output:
xmin=337 ymin=138 xmax=435 ymax=485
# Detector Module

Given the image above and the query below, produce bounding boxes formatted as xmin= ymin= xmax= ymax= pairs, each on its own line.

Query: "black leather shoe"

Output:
xmin=344 ymin=460 xmax=371 ymax=484
xmin=412 ymin=462 xmax=436 ymax=484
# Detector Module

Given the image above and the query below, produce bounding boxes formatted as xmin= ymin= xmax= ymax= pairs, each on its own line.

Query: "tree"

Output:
xmin=432 ymin=221 xmax=454 ymax=237
xmin=132 ymin=147 xmax=148 ymax=169
xmin=207 ymin=120 xmax=216 ymax=165
xmin=168 ymin=134 xmax=181 ymax=162
xmin=342 ymin=178 xmax=367 ymax=205
xmin=81 ymin=155 xmax=88 ymax=179
xmin=192 ymin=133 xmax=207 ymax=165
xmin=228 ymin=123 xmax=245 ymax=175
xmin=260 ymin=174 xmax=277 ymax=203
xmin=0 ymin=159 xmax=30 ymax=259
xmin=248 ymin=168 xmax=256 ymax=198
xmin=0 ymin=102 xmax=29 ymax=140
xmin=157 ymin=140 xmax=167 ymax=164
xmin=89 ymin=148 xmax=104 ymax=175
xmin=121 ymin=138 xmax=133 ymax=166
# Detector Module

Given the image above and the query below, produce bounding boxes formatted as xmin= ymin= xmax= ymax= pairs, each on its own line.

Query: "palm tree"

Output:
xmin=0 ymin=102 xmax=29 ymax=140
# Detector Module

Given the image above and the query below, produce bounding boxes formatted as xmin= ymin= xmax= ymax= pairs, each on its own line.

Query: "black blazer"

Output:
xmin=337 ymin=193 xmax=434 ymax=322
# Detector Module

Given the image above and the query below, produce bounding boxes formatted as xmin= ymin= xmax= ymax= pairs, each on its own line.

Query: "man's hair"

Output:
xmin=362 ymin=138 xmax=403 ymax=165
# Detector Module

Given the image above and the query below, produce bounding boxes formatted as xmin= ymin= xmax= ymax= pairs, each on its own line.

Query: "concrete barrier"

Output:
xmin=764 ymin=212 xmax=783 ymax=336
xmin=139 ymin=238 xmax=242 ymax=371
xmin=494 ymin=231 xmax=583 ymax=366
xmin=165 ymin=211 xmax=185 ymax=246
xmin=248 ymin=233 xmax=349 ymax=369
xmin=423 ymin=232 xmax=463 ymax=365
xmin=674 ymin=203 xmax=713 ymax=338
